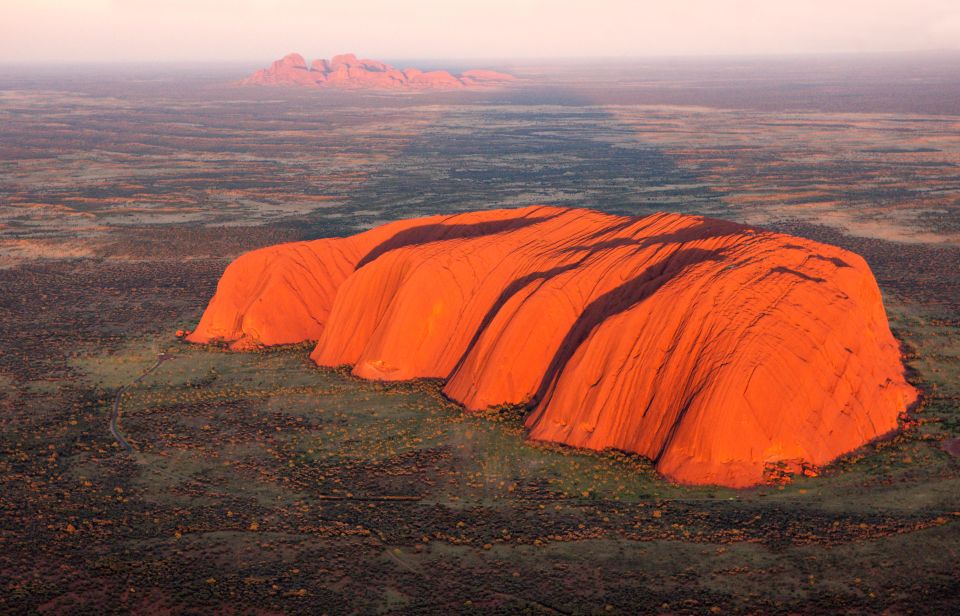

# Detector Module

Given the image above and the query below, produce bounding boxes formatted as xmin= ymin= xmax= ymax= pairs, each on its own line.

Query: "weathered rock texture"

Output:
xmin=188 ymin=206 xmax=917 ymax=487
xmin=240 ymin=53 xmax=516 ymax=89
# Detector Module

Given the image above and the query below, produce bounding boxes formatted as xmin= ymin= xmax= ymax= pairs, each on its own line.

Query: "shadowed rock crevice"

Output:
xmin=764 ymin=266 xmax=827 ymax=284
xmin=188 ymin=205 xmax=918 ymax=487
xmin=445 ymin=261 xmax=585 ymax=381
xmin=529 ymin=247 xmax=726 ymax=411
xmin=562 ymin=219 xmax=741 ymax=254
xmin=356 ymin=211 xmax=558 ymax=269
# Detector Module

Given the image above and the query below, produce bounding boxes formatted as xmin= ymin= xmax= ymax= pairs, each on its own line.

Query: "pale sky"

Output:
xmin=2 ymin=0 xmax=959 ymax=63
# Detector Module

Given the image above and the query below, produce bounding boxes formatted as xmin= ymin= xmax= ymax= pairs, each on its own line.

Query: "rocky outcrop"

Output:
xmin=240 ymin=53 xmax=516 ymax=89
xmin=188 ymin=206 xmax=918 ymax=487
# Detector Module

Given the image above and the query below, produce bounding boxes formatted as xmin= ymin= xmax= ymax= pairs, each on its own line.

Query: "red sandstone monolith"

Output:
xmin=188 ymin=206 xmax=917 ymax=487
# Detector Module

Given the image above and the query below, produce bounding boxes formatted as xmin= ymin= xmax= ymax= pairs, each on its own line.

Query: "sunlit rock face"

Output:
xmin=188 ymin=206 xmax=918 ymax=487
xmin=240 ymin=52 xmax=516 ymax=89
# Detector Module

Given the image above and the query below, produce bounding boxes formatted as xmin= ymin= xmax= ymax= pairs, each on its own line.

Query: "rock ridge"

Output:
xmin=240 ymin=52 xmax=516 ymax=89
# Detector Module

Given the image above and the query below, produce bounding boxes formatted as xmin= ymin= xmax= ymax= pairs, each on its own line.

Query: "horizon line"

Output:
xmin=2 ymin=48 xmax=960 ymax=67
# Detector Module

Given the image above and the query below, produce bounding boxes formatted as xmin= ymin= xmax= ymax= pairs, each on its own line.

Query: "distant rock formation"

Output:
xmin=187 ymin=206 xmax=918 ymax=487
xmin=240 ymin=53 xmax=516 ymax=89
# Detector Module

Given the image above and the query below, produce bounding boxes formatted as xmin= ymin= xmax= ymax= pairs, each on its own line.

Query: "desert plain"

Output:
xmin=0 ymin=54 xmax=958 ymax=613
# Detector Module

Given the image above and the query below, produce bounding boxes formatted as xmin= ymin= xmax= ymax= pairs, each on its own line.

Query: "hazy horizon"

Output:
xmin=4 ymin=49 xmax=960 ymax=68
xmin=3 ymin=0 xmax=959 ymax=63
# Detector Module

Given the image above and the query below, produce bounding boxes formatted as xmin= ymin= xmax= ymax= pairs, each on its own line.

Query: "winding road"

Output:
xmin=110 ymin=352 xmax=175 ymax=451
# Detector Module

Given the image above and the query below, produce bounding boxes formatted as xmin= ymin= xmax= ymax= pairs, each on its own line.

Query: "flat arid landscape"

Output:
xmin=1 ymin=52 xmax=959 ymax=614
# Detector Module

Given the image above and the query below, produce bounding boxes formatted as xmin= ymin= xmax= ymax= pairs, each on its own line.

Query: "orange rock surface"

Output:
xmin=188 ymin=206 xmax=918 ymax=487
xmin=241 ymin=52 xmax=516 ymax=89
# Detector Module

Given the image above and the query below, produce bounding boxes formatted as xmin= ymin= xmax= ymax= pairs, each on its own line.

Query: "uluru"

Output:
xmin=187 ymin=206 xmax=918 ymax=488
xmin=240 ymin=53 xmax=516 ymax=89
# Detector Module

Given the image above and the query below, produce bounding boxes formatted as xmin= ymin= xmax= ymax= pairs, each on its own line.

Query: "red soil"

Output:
xmin=240 ymin=53 xmax=516 ymax=89
xmin=188 ymin=206 xmax=918 ymax=487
